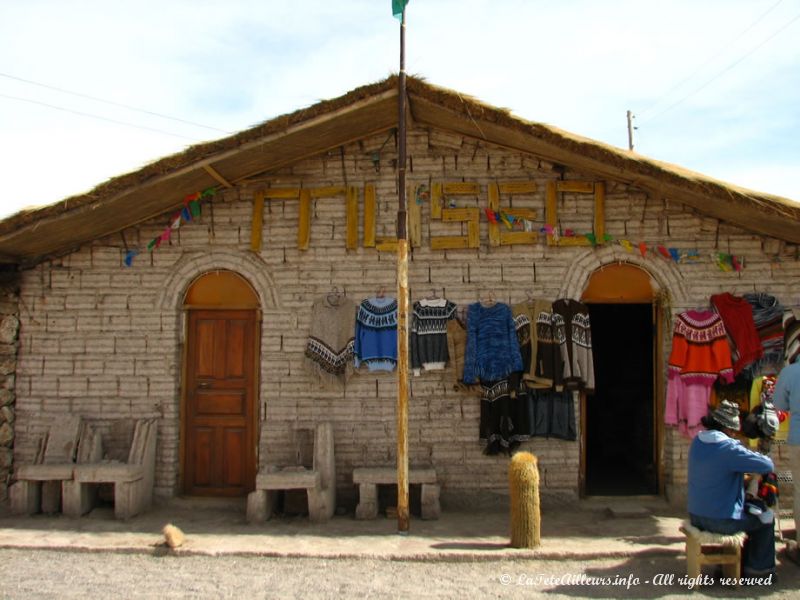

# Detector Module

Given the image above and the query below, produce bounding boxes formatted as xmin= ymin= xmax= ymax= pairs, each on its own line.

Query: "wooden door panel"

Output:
xmin=195 ymin=320 xmax=218 ymax=378
xmin=192 ymin=427 xmax=214 ymax=487
xmin=222 ymin=428 xmax=246 ymax=486
xmin=226 ymin=320 xmax=247 ymax=378
xmin=196 ymin=392 xmax=245 ymax=416
xmin=184 ymin=309 xmax=257 ymax=496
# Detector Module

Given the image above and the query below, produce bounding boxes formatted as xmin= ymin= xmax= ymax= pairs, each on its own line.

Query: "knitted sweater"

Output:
xmin=667 ymin=310 xmax=734 ymax=385
xmin=410 ymin=298 xmax=457 ymax=375
xmin=354 ymin=297 xmax=398 ymax=372
xmin=304 ymin=295 xmax=357 ymax=387
xmin=710 ymin=292 xmax=762 ymax=375
xmin=462 ymin=302 xmax=523 ymax=384
xmin=666 ymin=310 xmax=734 ymax=436
xmin=533 ymin=307 xmax=560 ymax=388
xmin=513 ymin=299 xmax=554 ymax=388
xmin=552 ymin=299 xmax=595 ymax=392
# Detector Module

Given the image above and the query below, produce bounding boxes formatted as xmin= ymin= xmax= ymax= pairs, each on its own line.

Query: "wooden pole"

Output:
xmin=396 ymin=5 xmax=410 ymax=534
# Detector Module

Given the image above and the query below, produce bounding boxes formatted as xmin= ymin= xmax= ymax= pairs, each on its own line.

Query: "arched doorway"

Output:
xmin=181 ymin=270 xmax=260 ymax=496
xmin=581 ymin=263 xmax=661 ymax=496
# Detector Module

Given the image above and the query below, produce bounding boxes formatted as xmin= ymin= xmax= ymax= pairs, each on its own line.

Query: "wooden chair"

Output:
xmin=680 ymin=520 xmax=745 ymax=582
xmin=63 ymin=418 xmax=158 ymax=520
xmin=10 ymin=416 xmax=101 ymax=515
xmin=247 ymin=422 xmax=335 ymax=523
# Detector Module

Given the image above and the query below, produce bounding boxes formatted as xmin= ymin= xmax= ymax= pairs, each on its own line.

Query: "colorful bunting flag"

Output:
xmin=124 ymin=188 xmax=216 ymax=267
xmin=681 ymin=250 xmax=701 ymax=263
xmin=123 ymin=250 xmax=139 ymax=267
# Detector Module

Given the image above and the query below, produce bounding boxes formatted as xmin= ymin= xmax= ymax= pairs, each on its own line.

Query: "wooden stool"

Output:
xmin=680 ymin=520 xmax=745 ymax=582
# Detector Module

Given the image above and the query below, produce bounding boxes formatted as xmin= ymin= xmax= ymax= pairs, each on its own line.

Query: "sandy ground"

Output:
xmin=1 ymin=549 xmax=798 ymax=599
xmin=1 ymin=497 xmax=797 ymax=598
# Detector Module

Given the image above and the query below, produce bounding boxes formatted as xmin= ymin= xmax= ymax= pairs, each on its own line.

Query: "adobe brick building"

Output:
xmin=1 ymin=77 xmax=798 ymax=510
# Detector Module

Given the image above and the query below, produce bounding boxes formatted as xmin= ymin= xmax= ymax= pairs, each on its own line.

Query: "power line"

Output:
xmin=640 ymin=10 xmax=800 ymax=126
xmin=0 ymin=93 xmax=201 ymax=141
xmin=637 ymin=0 xmax=785 ymax=120
xmin=0 ymin=71 xmax=232 ymax=134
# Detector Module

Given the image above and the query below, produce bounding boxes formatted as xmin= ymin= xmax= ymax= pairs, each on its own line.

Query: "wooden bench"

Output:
xmin=680 ymin=520 xmax=745 ymax=583
xmin=352 ymin=467 xmax=440 ymax=520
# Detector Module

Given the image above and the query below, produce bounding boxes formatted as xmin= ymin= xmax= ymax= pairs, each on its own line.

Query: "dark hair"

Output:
xmin=701 ymin=415 xmax=726 ymax=432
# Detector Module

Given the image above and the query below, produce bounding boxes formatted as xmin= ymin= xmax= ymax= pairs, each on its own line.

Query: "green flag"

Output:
xmin=392 ymin=0 xmax=408 ymax=20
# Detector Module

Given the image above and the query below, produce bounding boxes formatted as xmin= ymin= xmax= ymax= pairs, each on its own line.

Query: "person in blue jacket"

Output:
xmin=774 ymin=358 xmax=800 ymax=561
xmin=688 ymin=400 xmax=776 ymax=577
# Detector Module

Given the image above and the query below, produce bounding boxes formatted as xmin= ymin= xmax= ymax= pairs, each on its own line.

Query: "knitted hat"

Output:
xmin=709 ymin=400 xmax=741 ymax=431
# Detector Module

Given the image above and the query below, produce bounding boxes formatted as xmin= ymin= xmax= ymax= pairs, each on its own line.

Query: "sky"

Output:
xmin=1 ymin=0 xmax=798 ymax=220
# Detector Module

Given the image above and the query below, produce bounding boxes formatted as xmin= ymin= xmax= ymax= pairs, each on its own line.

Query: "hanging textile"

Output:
xmin=354 ymin=296 xmax=398 ymax=372
xmin=463 ymin=301 xmax=524 ymax=455
xmin=665 ymin=309 xmax=734 ymax=438
xmin=552 ymin=298 xmax=595 ymax=392
xmin=410 ymin=298 xmax=457 ymax=375
xmin=710 ymin=292 xmax=763 ymax=376
xmin=533 ymin=306 xmax=560 ymax=389
xmin=782 ymin=308 xmax=800 ymax=367
xmin=304 ymin=294 xmax=357 ymax=388
xmin=513 ymin=298 xmax=555 ymax=389
xmin=462 ymin=302 xmax=523 ymax=384
xmin=529 ymin=388 xmax=577 ymax=441
xmin=744 ymin=293 xmax=785 ymax=376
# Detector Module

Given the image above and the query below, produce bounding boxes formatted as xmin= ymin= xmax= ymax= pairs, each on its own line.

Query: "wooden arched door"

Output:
xmin=182 ymin=271 xmax=260 ymax=496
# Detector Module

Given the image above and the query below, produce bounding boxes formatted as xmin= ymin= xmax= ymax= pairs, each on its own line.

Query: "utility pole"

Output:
xmin=626 ymin=110 xmax=635 ymax=151
xmin=395 ymin=3 xmax=410 ymax=535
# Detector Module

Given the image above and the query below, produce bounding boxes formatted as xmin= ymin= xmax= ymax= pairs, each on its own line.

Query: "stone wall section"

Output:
xmin=0 ymin=270 xmax=20 ymax=500
xmin=11 ymin=128 xmax=800 ymax=507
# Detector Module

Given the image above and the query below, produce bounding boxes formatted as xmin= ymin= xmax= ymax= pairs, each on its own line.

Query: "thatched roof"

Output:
xmin=1 ymin=75 xmax=798 ymax=266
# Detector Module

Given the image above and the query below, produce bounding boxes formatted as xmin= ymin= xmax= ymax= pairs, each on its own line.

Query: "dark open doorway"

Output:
xmin=585 ymin=303 xmax=657 ymax=495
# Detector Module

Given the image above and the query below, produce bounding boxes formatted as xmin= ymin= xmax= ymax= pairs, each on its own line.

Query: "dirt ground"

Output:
xmin=1 ymin=549 xmax=799 ymax=599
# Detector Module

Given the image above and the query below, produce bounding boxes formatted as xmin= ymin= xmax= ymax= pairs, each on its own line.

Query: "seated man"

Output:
xmin=688 ymin=400 xmax=776 ymax=577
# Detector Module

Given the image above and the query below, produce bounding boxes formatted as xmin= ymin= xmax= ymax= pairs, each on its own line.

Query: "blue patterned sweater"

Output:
xmin=463 ymin=302 xmax=523 ymax=384
xmin=354 ymin=297 xmax=398 ymax=371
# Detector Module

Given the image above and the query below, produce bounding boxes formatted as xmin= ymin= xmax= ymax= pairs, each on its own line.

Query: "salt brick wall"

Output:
xmin=11 ymin=128 xmax=800 ymax=507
